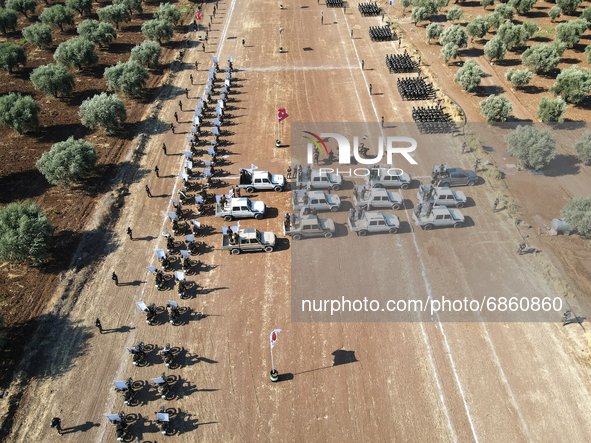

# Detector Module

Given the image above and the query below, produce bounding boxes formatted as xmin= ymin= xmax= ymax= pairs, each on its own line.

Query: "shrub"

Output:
xmin=561 ymin=197 xmax=591 ymax=235
xmin=36 ymin=136 xmax=98 ymax=186
xmin=480 ymin=94 xmax=513 ymax=122
xmin=441 ymin=24 xmax=468 ymax=47
xmin=505 ymin=68 xmax=532 ymax=88
xmin=0 ymin=42 xmax=25 ymax=72
xmin=0 ymin=201 xmax=54 ymax=264
xmin=79 ymin=92 xmax=127 ymax=134
xmin=22 ymin=23 xmax=52 ymax=49
xmin=30 ymin=63 xmax=74 ymax=98
xmin=454 ymin=59 xmax=485 ymax=92
xmin=549 ymin=5 xmax=561 ymax=22
xmin=0 ymin=92 xmax=39 ymax=134
xmin=505 ymin=125 xmax=556 ymax=170
xmin=129 ymin=40 xmax=161 ymax=67
xmin=536 ymin=97 xmax=567 ymax=122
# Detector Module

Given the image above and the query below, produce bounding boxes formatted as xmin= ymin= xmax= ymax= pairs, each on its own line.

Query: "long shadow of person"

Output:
xmin=61 ymin=421 xmax=100 ymax=434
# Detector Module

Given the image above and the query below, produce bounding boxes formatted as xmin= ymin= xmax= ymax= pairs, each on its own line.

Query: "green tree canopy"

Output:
xmin=129 ymin=39 xmax=161 ymax=67
xmin=36 ymin=136 xmax=98 ymax=186
xmin=22 ymin=23 xmax=52 ymax=49
xmin=480 ymin=94 xmax=513 ymax=122
xmin=0 ymin=92 xmax=39 ymax=133
xmin=77 ymin=19 xmax=116 ymax=47
xmin=556 ymin=0 xmax=582 ymax=15
xmin=39 ymin=4 xmax=74 ymax=31
xmin=104 ymin=60 xmax=149 ymax=97
xmin=555 ymin=19 xmax=588 ymax=48
xmin=446 ymin=6 xmax=463 ymax=22
xmin=0 ymin=42 xmax=26 ymax=72
xmin=573 ymin=131 xmax=591 ymax=165
xmin=0 ymin=7 xmax=18 ymax=35
xmin=6 ymin=0 xmax=37 ymax=18
xmin=411 ymin=6 xmax=428 ymax=25
xmin=155 ymin=2 xmax=182 ymax=24
xmin=536 ymin=96 xmax=567 ymax=123
xmin=141 ymin=19 xmax=173 ymax=43
xmin=521 ymin=43 xmax=561 ymax=73
xmin=505 ymin=125 xmax=556 ymax=170
xmin=65 ymin=0 xmax=92 ymax=16
xmin=508 ymin=0 xmax=536 ymax=15
xmin=548 ymin=5 xmax=561 ymax=21
xmin=550 ymin=65 xmax=591 ymax=104
xmin=454 ymin=59 xmax=485 ymax=92
xmin=79 ymin=92 xmax=127 ymax=134
xmin=30 ymin=63 xmax=74 ymax=98
xmin=467 ymin=16 xmax=490 ymax=42
xmin=113 ymin=0 xmax=142 ymax=15
xmin=561 ymin=197 xmax=591 ymax=235
xmin=97 ymin=4 xmax=130 ymax=29
xmin=0 ymin=201 xmax=54 ymax=265
xmin=54 ymin=37 xmax=98 ymax=69
xmin=441 ymin=24 xmax=468 ymax=47
xmin=505 ymin=68 xmax=532 ymax=88
xmin=484 ymin=36 xmax=507 ymax=61
xmin=441 ymin=42 xmax=459 ymax=63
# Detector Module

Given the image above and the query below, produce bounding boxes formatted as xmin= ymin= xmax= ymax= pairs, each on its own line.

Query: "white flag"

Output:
xmin=270 ymin=329 xmax=282 ymax=348
xmin=251 ymin=164 xmax=259 ymax=170
xmin=389 ymin=0 xmax=394 ymax=5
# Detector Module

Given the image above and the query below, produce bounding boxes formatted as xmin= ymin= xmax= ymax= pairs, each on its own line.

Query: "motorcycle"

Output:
xmin=155 ymin=270 xmax=165 ymax=290
xmin=155 ymin=406 xmax=171 ymax=435
xmin=156 ymin=372 xmax=170 ymax=399
xmin=109 ymin=411 xmax=127 ymax=442
xmin=161 ymin=256 xmax=172 ymax=272
xmin=167 ymin=304 xmax=180 ymax=326
xmin=145 ymin=303 xmax=157 ymax=325
xmin=182 ymin=257 xmax=192 ymax=273
xmin=177 ymin=280 xmax=188 ymax=299
xmin=128 ymin=341 xmax=146 ymax=366
xmin=159 ymin=343 xmax=174 ymax=366
xmin=172 ymin=219 xmax=180 ymax=235
xmin=115 ymin=377 xmax=135 ymax=405
xmin=178 ymin=190 xmax=191 ymax=205
xmin=188 ymin=241 xmax=200 ymax=256
xmin=166 ymin=236 xmax=175 ymax=253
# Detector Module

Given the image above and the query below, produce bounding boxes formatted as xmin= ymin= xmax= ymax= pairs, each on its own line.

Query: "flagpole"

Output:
xmin=270 ymin=344 xmax=275 ymax=372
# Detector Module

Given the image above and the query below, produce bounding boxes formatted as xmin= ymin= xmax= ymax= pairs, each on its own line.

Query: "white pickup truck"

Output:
xmin=238 ymin=169 xmax=285 ymax=192
xmin=348 ymin=211 xmax=400 ymax=236
xmin=352 ymin=185 xmax=404 ymax=210
xmin=412 ymin=205 xmax=465 ymax=230
xmin=292 ymin=190 xmax=341 ymax=213
xmin=215 ymin=197 xmax=266 ymax=221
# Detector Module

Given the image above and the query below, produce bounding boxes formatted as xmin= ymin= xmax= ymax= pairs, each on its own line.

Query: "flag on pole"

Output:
xmin=196 ymin=11 xmax=202 ymax=19
xmin=251 ymin=164 xmax=259 ymax=170
xmin=278 ymin=108 xmax=289 ymax=122
xmin=389 ymin=0 xmax=394 ymax=6
xmin=270 ymin=329 xmax=282 ymax=348
xmin=279 ymin=26 xmax=283 ymax=34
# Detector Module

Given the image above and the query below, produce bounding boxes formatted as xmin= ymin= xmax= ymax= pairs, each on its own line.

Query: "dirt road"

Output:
xmin=5 ymin=0 xmax=591 ymax=442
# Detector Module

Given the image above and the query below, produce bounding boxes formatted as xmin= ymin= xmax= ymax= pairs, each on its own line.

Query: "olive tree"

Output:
xmin=481 ymin=0 xmax=494 ymax=9
xmin=561 ymin=197 xmax=591 ymax=235
xmin=426 ymin=23 xmax=443 ymax=43
xmin=411 ymin=6 xmax=428 ymax=26
xmin=401 ymin=0 xmax=412 ymax=11
xmin=447 ymin=6 xmax=463 ymax=22
xmin=6 ymin=0 xmax=37 ymax=18
xmin=454 ymin=59 xmax=485 ymax=92
xmin=0 ymin=7 xmax=18 ymax=35
xmin=113 ymin=0 xmax=142 ymax=15
xmin=104 ymin=60 xmax=149 ymax=97
xmin=141 ymin=19 xmax=173 ymax=43
xmin=556 ymin=0 xmax=581 ymax=15
xmin=65 ymin=0 xmax=92 ymax=16
xmin=467 ymin=16 xmax=490 ymax=42
xmin=581 ymin=6 xmax=591 ymax=26
xmin=521 ymin=43 xmax=560 ymax=73
xmin=508 ymin=0 xmax=536 ymax=15
xmin=79 ymin=92 xmax=127 ymax=134
xmin=555 ymin=19 xmax=588 ymax=48
xmin=586 ymin=44 xmax=591 ymax=64
xmin=155 ymin=2 xmax=182 ymax=25
xmin=0 ymin=92 xmax=39 ymax=134
xmin=130 ymin=40 xmax=161 ymax=67
xmin=536 ymin=97 xmax=567 ymax=123
xmin=39 ymin=5 xmax=74 ymax=31
xmin=522 ymin=20 xmax=539 ymax=37
xmin=505 ymin=68 xmax=532 ymax=88
xmin=440 ymin=24 xmax=468 ymax=48
xmin=54 ymin=37 xmax=98 ymax=69
xmin=494 ymin=3 xmax=514 ymax=20
xmin=77 ymin=19 xmax=116 ymax=47
xmin=549 ymin=5 xmax=561 ymax=22
xmin=480 ymin=94 xmax=513 ymax=122
xmin=505 ymin=125 xmax=556 ymax=170
xmin=497 ymin=21 xmax=529 ymax=50
xmin=485 ymin=11 xmax=502 ymax=29
xmin=30 ymin=64 xmax=74 ymax=98
xmin=22 ymin=23 xmax=52 ymax=49
xmin=0 ymin=42 xmax=26 ymax=72
xmin=0 ymin=201 xmax=54 ymax=265
xmin=484 ymin=36 xmax=507 ymax=61
xmin=550 ymin=66 xmax=591 ymax=104
xmin=436 ymin=0 xmax=449 ymax=11
xmin=441 ymin=42 xmax=459 ymax=63
xmin=97 ymin=4 xmax=130 ymax=29
xmin=573 ymin=131 xmax=591 ymax=165
xmin=36 ymin=136 xmax=98 ymax=186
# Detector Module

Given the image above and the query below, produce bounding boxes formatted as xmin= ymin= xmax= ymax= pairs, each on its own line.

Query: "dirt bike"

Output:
xmin=178 ymin=280 xmax=188 ymax=299
xmin=166 ymin=236 xmax=175 ymax=253
xmin=167 ymin=305 xmax=180 ymax=326
xmin=156 ymin=373 xmax=170 ymax=399
xmin=115 ymin=377 xmax=135 ymax=405
xmin=145 ymin=303 xmax=157 ymax=325
xmin=156 ymin=406 xmax=171 ymax=435
xmin=182 ymin=257 xmax=192 ymax=273
xmin=159 ymin=343 xmax=174 ymax=366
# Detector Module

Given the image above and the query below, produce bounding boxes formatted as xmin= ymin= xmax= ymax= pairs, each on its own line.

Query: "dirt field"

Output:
xmin=2 ymin=0 xmax=591 ymax=442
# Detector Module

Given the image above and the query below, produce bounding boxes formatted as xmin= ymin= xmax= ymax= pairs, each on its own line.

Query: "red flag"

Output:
xmin=270 ymin=329 xmax=282 ymax=348
xmin=196 ymin=11 xmax=202 ymax=20
xmin=278 ymin=108 xmax=289 ymax=122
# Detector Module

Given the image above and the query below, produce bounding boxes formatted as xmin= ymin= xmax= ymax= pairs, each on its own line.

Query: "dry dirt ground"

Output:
xmin=2 ymin=0 xmax=591 ymax=442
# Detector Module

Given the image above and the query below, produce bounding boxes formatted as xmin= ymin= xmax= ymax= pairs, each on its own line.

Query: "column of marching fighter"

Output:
xmin=106 ymin=55 xmax=236 ymax=442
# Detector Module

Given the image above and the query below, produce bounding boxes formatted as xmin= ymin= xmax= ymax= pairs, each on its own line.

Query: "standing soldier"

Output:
xmin=313 ymin=150 xmax=319 ymax=165
xmin=162 ymin=143 xmax=167 ymax=155
xmin=170 ymin=123 xmax=175 ymax=133
xmin=369 ymin=84 xmax=372 ymax=95
xmin=414 ymin=203 xmax=422 ymax=217
xmin=190 ymin=74 xmax=194 ymax=84
xmin=112 ymin=272 xmax=119 ymax=286
xmin=95 ymin=318 xmax=103 ymax=334
xmin=493 ymin=197 xmax=499 ymax=213
xmin=154 ymin=166 xmax=159 ymax=177
xmin=145 ymin=185 xmax=152 ymax=197
xmin=474 ymin=159 xmax=480 ymax=172
xmin=286 ymin=166 xmax=292 ymax=179
xmin=185 ymin=88 xmax=189 ymax=98
xmin=242 ymin=38 xmax=245 ymax=48
xmin=174 ymin=112 xmax=178 ymax=123
xmin=381 ymin=116 xmax=384 ymax=128
xmin=178 ymin=100 xmax=183 ymax=111
xmin=195 ymin=61 xmax=199 ymax=70
xmin=126 ymin=227 xmax=133 ymax=240
xmin=351 ymin=29 xmax=353 ymax=39
xmin=50 ymin=417 xmax=63 ymax=435
xmin=361 ymin=59 xmax=364 ymax=70
xmin=461 ymin=142 xmax=466 ymax=154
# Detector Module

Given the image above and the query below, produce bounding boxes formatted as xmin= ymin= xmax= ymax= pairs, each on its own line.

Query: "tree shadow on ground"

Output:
xmin=546 ymin=154 xmax=581 ymax=177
